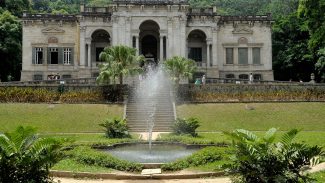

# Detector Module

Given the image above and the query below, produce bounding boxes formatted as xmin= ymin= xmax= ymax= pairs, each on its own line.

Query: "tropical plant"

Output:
xmin=0 ymin=126 xmax=61 ymax=183
xmin=97 ymin=45 xmax=144 ymax=86
xmin=163 ymin=56 xmax=197 ymax=88
xmin=99 ymin=118 xmax=130 ymax=138
xmin=223 ymin=128 xmax=324 ymax=183
xmin=172 ymin=117 xmax=200 ymax=137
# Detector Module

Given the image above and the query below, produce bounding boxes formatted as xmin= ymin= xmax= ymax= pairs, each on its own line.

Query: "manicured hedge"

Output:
xmin=66 ymin=146 xmax=143 ymax=172
xmin=161 ymin=147 xmax=223 ymax=171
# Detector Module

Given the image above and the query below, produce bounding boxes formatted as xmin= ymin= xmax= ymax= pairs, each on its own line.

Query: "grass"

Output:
xmin=52 ymin=159 xmax=112 ymax=173
xmin=158 ymin=131 xmax=325 ymax=146
xmin=311 ymin=171 xmax=325 ymax=182
xmin=0 ymin=103 xmax=123 ymax=133
xmin=177 ymin=103 xmax=325 ymax=131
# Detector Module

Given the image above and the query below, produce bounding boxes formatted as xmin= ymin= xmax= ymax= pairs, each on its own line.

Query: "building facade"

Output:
xmin=21 ymin=0 xmax=274 ymax=81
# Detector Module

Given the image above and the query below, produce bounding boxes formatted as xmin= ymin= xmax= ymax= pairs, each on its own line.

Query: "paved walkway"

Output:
xmin=54 ymin=177 xmax=231 ymax=183
xmin=53 ymin=162 xmax=325 ymax=183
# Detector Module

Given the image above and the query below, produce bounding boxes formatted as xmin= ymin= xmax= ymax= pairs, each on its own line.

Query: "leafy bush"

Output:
xmin=223 ymin=128 xmax=324 ymax=183
xmin=99 ymin=118 xmax=130 ymax=138
xmin=172 ymin=118 xmax=200 ymax=137
xmin=157 ymin=133 xmax=229 ymax=146
xmin=0 ymin=126 xmax=62 ymax=183
xmin=68 ymin=146 xmax=142 ymax=172
xmin=161 ymin=147 xmax=222 ymax=171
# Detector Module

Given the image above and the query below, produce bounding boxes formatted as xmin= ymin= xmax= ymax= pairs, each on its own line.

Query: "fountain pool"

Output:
xmin=102 ymin=143 xmax=200 ymax=163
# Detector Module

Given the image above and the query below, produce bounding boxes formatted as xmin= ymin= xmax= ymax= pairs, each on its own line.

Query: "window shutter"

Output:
xmin=47 ymin=47 xmax=51 ymax=64
xmin=42 ymin=47 xmax=46 ymax=65
xmin=58 ymin=47 xmax=63 ymax=64
xmin=32 ymin=47 xmax=35 ymax=64
xmin=70 ymin=47 xmax=74 ymax=65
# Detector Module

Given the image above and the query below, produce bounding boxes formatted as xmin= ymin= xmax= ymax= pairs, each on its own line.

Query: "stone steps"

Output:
xmin=126 ymin=84 xmax=175 ymax=132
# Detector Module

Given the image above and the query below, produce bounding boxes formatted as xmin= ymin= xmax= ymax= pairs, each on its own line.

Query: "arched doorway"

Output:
xmin=139 ymin=20 xmax=160 ymax=64
xmin=187 ymin=30 xmax=207 ymax=66
xmin=91 ymin=29 xmax=110 ymax=67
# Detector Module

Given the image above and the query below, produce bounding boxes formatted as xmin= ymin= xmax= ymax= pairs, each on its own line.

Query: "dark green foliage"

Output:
xmin=68 ymin=146 xmax=143 ymax=172
xmin=223 ymin=128 xmax=324 ymax=183
xmin=0 ymin=10 xmax=22 ymax=82
xmin=161 ymin=147 xmax=222 ymax=171
xmin=172 ymin=118 xmax=200 ymax=137
xmin=99 ymin=118 xmax=130 ymax=138
xmin=0 ymin=126 xmax=62 ymax=183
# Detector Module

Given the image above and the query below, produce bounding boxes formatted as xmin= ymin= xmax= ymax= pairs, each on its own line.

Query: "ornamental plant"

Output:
xmin=0 ymin=126 xmax=62 ymax=183
xmin=172 ymin=117 xmax=200 ymax=137
xmin=99 ymin=118 xmax=130 ymax=138
xmin=223 ymin=128 xmax=324 ymax=183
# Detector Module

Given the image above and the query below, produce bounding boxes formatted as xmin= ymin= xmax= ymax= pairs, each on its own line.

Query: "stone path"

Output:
xmin=53 ymin=162 xmax=325 ymax=183
xmin=54 ymin=177 xmax=231 ymax=183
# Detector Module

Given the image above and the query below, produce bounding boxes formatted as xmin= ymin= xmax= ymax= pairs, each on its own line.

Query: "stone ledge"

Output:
xmin=50 ymin=170 xmax=225 ymax=180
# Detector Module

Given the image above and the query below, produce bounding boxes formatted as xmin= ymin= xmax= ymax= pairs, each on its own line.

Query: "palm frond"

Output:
xmin=281 ymin=129 xmax=299 ymax=147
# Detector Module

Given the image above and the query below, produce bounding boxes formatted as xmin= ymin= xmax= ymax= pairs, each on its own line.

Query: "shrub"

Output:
xmin=172 ymin=118 xmax=200 ymax=137
xmin=68 ymin=146 xmax=142 ymax=172
xmin=99 ymin=118 xmax=130 ymax=138
xmin=0 ymin=126 xmax=62 ymax=183
xmin=223 ymin=128 xmax=324 ymax=183
xmin=161 ymin=147 xmax=222 ymax=171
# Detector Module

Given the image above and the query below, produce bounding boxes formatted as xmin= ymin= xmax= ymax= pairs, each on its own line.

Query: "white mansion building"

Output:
xmin=21 ymin=0 xmax=274 ymax=81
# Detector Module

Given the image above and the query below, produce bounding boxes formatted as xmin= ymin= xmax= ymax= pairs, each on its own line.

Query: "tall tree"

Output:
xmin=0 ymin=10 xmax=22 ymax=82
xmin=97 ymin=45 xmax=144 ymax=85
xmin=163 ymin=56 xmax=197 ymax=88
xmin=272 ymin=13 xmax=314 ymax=81
xmin=299 ymin=0 xmax=325 ymax=82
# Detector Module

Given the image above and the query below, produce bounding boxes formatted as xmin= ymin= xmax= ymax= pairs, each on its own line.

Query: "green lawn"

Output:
xmin=177 ymin=103 xmax=325 ymax=131
xmin=0 ymin=103 xmax=123 ymax=133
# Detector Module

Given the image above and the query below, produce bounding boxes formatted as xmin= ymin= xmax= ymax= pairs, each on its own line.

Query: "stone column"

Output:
xmin=160 ymin=36 xmax=164 ymax=62
xmin=207 ymin=43 xmax=210 ymax=68
xmin=135 ymin=35 xmax=139 ymax=56
xmin=87 ymin=43 xmax=91 ymax=68
xmin=79 ymin=26 xmax=86 ymax=68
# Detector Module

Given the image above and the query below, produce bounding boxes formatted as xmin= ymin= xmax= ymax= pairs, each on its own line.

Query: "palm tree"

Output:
xmin=0 ymin=126 xmax=61 ymax=183
xmin=223 ymin=128 xmax=323 ymax=182
xmin=163 ymin=56 xmax=197 ymax=88
xmin=97 ymin=45 xmax=144 ymax=85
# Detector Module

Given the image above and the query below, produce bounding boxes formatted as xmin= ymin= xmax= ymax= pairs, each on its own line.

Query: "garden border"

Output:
xmin=50 ymin=170 xmax=225 ymax=180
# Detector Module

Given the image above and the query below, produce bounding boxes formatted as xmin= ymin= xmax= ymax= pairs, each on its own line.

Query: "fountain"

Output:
xmin=101 ymin=64 xmax=201 ymax=164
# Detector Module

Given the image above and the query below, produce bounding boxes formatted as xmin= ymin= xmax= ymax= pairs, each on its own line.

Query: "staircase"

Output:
xmin=125 ymin=82 xmax=175 ymax=132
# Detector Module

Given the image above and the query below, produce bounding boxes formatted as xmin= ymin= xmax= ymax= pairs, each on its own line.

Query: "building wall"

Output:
xmin=21 ymin=18 xmax=79 ymax=81
xmin=21 ymin=4 xmax=273 ymax=81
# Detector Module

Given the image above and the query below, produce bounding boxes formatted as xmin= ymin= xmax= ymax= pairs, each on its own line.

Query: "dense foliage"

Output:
xmin=0 ymin=87 xmax=105 ymax=103
xmin=161 ymin=146 xmax=222 ymax=171
xmin=223 ymin=128 xmax=324 ymax=183
xmin=67 ymin=146 xmax=143 ymax=172
xmin=99 ymin=118 xmax=130 ymax=138
xmin=0 ymin=126 xmax=61 ymax=183
xmin=172 ymin=117 xmax=200 ymax=137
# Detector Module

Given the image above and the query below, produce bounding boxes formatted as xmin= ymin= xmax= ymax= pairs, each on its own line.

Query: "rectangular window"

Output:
xmin=62 ymin=74 xmax=72 ymax=79
xmin=33 ymin=74 xmax=43 ymax=81
xmin=35 ymin=48 xmax=43 ymax=64
xmin=226 ymin=48 xmax=233 ymax=64
xmin=253 ymin=48 xmax=261 ymax=64
xmin=63 ymin=48 xmax=72 ymax=65
xmin=188 ymin=47 xmax=202 ymax=62
xmin=96 ymin=47 xmax=104 ymax=61
xmin=49 ymin=48 xmax=58 ymax=64
xmin=238 ymin=48 xmax=248 ymax=64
